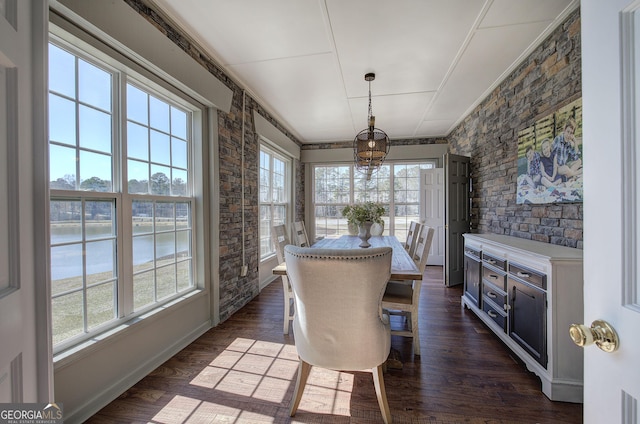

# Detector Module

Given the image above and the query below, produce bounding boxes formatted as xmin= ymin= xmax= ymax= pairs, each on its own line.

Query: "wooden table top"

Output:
xmin=272 ymin=235 xmax=422 ymax=281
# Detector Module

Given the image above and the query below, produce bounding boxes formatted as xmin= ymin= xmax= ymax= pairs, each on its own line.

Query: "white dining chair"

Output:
xmin=284 ymin=245 xmax=393 ymax=424
xmin=271 ymin=224 xmax=294 ymax=334
xmin=293 ymin=220 xmax=310 ymax=247
xmin=383 ymin=225 xmax=435 ymax=356
xmin=404 ymin=221 xmax=423 ymax=259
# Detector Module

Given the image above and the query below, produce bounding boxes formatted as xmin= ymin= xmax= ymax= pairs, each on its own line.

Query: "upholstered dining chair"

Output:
xmin=383 ymin=225 xmax=435 ymax=356
xmin=284 ymin=245 xmax=394 ymax=424
xmin=293 ymin=220 xmax=310 ymax=247
xmin=404 ymin=221 xmax=423 ymax=259
xmin=271 ymin=224 xmax=294 ymax=334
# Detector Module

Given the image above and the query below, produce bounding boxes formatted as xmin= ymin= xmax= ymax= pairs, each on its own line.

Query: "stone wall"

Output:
xmin=127 ymin=0 xmax=304 ymax=320
xmin=448 ymin=9 xmax=583 ymax=248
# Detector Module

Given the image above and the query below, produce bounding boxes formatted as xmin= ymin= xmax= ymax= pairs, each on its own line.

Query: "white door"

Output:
xmin=0 ymin=1 xmax=51 ymax=402
xmin=582 ymin=0 xmax=640 ymax=422
xmin=420 ymin=168 xmax=444 ymax=265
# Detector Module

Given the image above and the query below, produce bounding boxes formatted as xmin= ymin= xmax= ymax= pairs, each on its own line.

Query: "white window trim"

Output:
xmin=311 ymin=160 xmax=437 ymax=238
xmin=49 ymin=24 xmax=209 ymax=359
xmin=259 ymin=142 xmax=293 ymax=261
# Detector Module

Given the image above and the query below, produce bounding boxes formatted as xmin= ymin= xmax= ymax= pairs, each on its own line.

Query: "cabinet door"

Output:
xmin=463 ymin=253 xmax=480 ymax=307
xmin=509 ymin=277 xmax=547 ymax=367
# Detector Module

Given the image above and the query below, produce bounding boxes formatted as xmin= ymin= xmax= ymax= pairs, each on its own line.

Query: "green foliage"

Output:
xmin=342 ymin=202 xmax=385 ymax=225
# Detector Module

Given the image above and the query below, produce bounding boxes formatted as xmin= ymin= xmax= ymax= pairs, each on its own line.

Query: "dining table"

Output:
xmin=272 ymin=235 xmax=421 ymax=281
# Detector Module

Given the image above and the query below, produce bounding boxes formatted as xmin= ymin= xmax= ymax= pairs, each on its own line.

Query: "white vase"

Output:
xmin=370 ymin=221 xmax=384 ymax=236
xmin=357 ymin=221 xmax=373 ymax=248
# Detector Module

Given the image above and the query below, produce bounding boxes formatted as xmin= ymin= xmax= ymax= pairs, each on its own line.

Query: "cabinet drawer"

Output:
xmin=482 ymin=298 xmax=507 ymax=332
xmin=465 ymin=246 xmax=480 ymax=259
xmin=482 ymin=280 xmax=507 ymax=308
xmin=482 ymin=252 xmax=506 ymax=270
xmin=508 ymin=262 xmax=546 ymax=290
xmin=483 ymin=265 xmax=506 ymax=290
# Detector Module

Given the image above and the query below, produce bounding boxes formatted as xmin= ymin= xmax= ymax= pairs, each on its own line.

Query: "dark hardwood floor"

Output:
xmin=87 ymin=266 xmax=582 ymax=423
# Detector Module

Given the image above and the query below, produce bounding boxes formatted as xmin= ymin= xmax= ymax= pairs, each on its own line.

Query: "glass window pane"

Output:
xmin=51 ymin=244 xmax=83 ymax=293
xmin=133 ymin=235 xmax=154 ymax=270
xmin=155 ymin=202 xmax=175 ymax=231
xmin=127 ymin=84 xmax=148 ymax=125
xmin=52 ymin=292 xmax=84 ymax=345
xmin=86 ymin=239 xmax=115 ymax=282
xmin=150 ymin=129 xmax=170 ymax=165
xmin=127 ymin=122 xmax=149 ymax=161
xmin=85 ymin=201 xmax=114 ymax=239
xmin=78 ymin=59 xmax=111 ymax=111
xmin=87 ymin=282 xmax=115 ymax=330
xmin=50 ymin=200 xmax=82 ymax=243
xmin=128 ymin=159 xmax=149 ymax=194
xmin=176 ymin=230 xmax=190 ymax=259
xmin=156 ymin=232 xmax=175 ymax=263
xmin=149 ymin=95 xmax=170 ymax=133
xmin=171 ymin=107 xmax=187 ymax=139
xmin=176 ymin=203 xmax=190 ymax=229
xmin=133 ymin=270 xmax=154 ymax=311
xmin=79 ymin=105 xmax=112 ymax=153
xmin=172 ymin=169 xmax=188 ymax=196
xmin=133 ymin=201 xmax=154 ymax=235
xmin=172 ymin=137 xmax=187 ymax=169
xmin=49 ymin=94 xmax=76 ymax=146
xmin=150 ymin=165 xmax=171 ymax=195
xmin=79 ymin=151 xmax=112 ymax=191
xmin=177 ymin=260 xmax=192 ymax=291
xmin=49 ymin=44 xmax=76 ymax=98
xmin=49 ymin=144 xmax=76 ymax=190
xmin=156 ymin=264 xmax=176 ymax=300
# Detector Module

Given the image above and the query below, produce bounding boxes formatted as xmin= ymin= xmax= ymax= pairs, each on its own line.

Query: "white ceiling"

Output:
xmin=150 ymin=0 xmax=578 ymax=144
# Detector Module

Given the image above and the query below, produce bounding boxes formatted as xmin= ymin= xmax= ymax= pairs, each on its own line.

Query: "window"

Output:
xmin=48 ymin=38 xmax=199 ymax=350
xmin=259 ymin=146 xmax=290 ymax=259
xmin=312 ymin=162 xmax=435 ymax=240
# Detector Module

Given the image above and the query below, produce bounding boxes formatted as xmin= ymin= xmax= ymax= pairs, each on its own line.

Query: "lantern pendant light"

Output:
xmin=354 ymin=72 xmax=390 ymax=178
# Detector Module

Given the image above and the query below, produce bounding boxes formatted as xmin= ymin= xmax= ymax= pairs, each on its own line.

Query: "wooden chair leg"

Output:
xmin=289 ymin=360 xmax=312 ymax=417
xmin=411 ymin=312 xmax=420 ymax=356
xmin=372 ymin=364 xmax=392 ymax=424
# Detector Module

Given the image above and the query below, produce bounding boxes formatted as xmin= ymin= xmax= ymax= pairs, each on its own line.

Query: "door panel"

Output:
xmin=445 ymin=154 xmax=470 ymax=287
xmin=0 ymin=0 xmax=51 ymax=402
xmin=420 ymin=168 xmax=444 ymax=265
xmin=582 ymin=0 xmax=640 ymax=421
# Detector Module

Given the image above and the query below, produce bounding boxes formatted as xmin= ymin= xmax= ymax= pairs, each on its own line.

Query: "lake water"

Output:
xmin=51 ymin=224 xmax=189 ymax=280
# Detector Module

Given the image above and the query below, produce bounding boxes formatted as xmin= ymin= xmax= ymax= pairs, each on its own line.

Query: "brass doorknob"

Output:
xmin=569 ymin=320 xmax=619 ymax=353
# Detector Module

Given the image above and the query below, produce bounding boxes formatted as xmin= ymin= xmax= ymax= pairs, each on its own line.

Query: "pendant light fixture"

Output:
xmin=354 ymin=72 xmax=390 ymax=178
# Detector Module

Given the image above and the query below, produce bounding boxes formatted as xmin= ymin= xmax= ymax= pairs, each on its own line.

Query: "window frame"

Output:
xmin=259 ymin=143 xmax=292 ymax=260
xmin=48 ymin=29 xmax=206 ymax=354
xmin=311 ymin=161 xmax=436 ymax=240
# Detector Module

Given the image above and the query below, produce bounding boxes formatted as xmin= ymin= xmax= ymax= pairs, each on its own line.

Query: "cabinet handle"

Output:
xmin=487 ymin=291 xmax=497 ymax=298
xmin=486 ymin=259 xmax=496 ymax=265
xmin=489 ymin=274 xmax=498 ymax=279
xmin=487 ymin=310 xmax=498 ymax=318
xmin=516 ymin=271 xmax=530 ymax=278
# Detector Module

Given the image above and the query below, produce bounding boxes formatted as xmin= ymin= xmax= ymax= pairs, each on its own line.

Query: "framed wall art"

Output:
xmin=516 ymin=98 xmax=583 ymax=204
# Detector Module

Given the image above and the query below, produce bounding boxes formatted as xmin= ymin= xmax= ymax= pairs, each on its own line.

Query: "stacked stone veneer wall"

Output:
xmin=126 ymin=0 xmax=304 ymax=321
xmin=448 ymin=9 xmax=583 ymax=248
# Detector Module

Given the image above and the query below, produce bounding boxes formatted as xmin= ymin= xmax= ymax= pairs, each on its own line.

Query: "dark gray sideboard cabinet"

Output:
xmin=461 ymin=233 xmax=584 ymax=403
